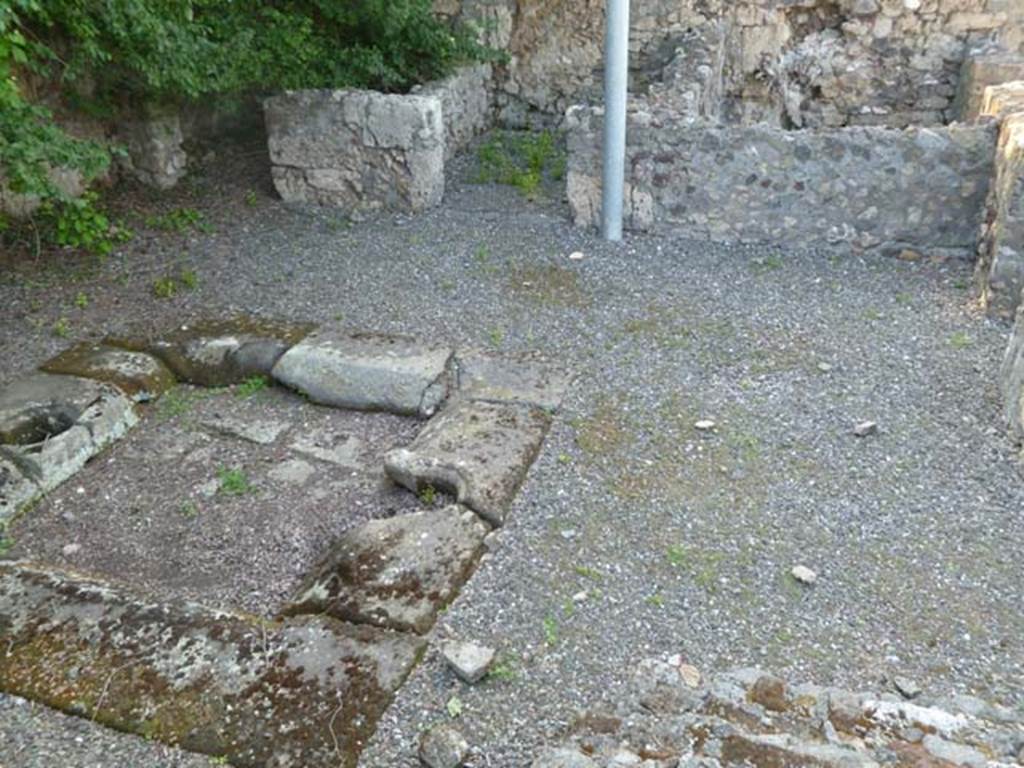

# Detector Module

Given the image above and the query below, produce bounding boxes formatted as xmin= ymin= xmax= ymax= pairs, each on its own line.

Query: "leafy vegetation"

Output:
xmin=476 ymin=130 xmax=566 ymax=199
xmin=235 ymin=375 xmax=268 ymax=399
xmin=217 ymin=467 xmax=252 ymax=496
xmin=1 ymin=0 xmax=489 ymax=223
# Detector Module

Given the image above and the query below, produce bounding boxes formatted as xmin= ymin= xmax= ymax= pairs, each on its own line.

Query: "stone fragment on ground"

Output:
xmin=289 ymin=429 xmax=365 ymax=468
xmin=384 ymin=399 xmax=551 ymax=526
xmin=791 ymin=565 xmax=818 ymax=585
xmin=853 ymin=420 xmax=878 ymax=437
xmin=267 ymin=457 xmax=316 ymax=485
xmin=455 ymin=351 xmax=569 ymax=411
xmin=108 ymin=316 xmax=314 ymax=386
xmin=534 ymin=658 xmax=1024 ymax=768
xmin=285 ymin=505 xmax=488 ymax=634
xmin=442 ymin=640 xmax=496 ymax=684
xmin=0 ymin=562 xmax=424 ymax=768
xmin=39 ymin=343 xmax=176 ymax=401
xmin=0 ymin=375 xmax=137 ymax=521
xmin=200 ymin=414 xmax=289 ymax=445
xmin=418 ymin=724 xmax=470 ymax=768
xmin=273 ymin=330 xmax=452 ymax=417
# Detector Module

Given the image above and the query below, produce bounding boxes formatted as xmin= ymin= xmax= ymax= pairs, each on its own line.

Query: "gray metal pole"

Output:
xmin=601 ymin=0 xmax=630 ymax=242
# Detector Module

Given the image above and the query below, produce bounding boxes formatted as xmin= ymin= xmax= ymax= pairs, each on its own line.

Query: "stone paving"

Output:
xmin=0 ymin=317 xmax=565 ymax=767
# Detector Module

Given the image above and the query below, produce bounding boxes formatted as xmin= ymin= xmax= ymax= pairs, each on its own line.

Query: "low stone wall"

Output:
xmin=264 ymin=65 xmax=494 ymax=212
xmin=977 ymin=83 xmax=1024 ymax=317
xmin=566 ymin=104 xmax=997 ymax=255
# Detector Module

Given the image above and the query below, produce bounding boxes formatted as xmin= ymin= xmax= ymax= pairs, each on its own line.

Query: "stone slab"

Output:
xmin=0 ymin=457 xmax=38 ymax=526
xmin=0 ymin=383 xmax=137 ymax=497
xmin=455 ymin=351 xmax=569 ymax=411
xmin=0 ymin=563 xmax=425 ymax=768
xmin=384 ymin=400 xmax=551 ymax=526
xmin=200 ymin=415 xmax=289 ymax=445
xmin=979 ymin=113 xmax=1024 ymax=317
xmin=285 ymin=505 xmax=488 ymax=634
xmin=982 ymin=81 xmax=1024 ymax=120
xmin=40 ymin=343 xmax=176 ymax=401
xmin=272 ymin=330 xmax=452 ymax=417
xmin=108 ymin=317 xmax=314 ymax=387
xmin=0 ymin=373 xmax=108 ymax=446
xmin=1001 ymin=304 xmax=1024 ymax=444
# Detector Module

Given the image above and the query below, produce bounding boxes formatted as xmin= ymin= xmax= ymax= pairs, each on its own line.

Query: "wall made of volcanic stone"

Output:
xmin=565 ymin=104 xmax=997 ymax=255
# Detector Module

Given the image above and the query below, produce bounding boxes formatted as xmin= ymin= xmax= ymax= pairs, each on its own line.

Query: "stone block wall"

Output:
xmin=565 ymin=104 xmax=996 ymax=255
xmin=264 ymin=65 xmax=494 ymax=212
xmin=441 ymin=0 xmax=1024 ymax=128
xmin=977 ymin=84 xmax=1024 ymax=317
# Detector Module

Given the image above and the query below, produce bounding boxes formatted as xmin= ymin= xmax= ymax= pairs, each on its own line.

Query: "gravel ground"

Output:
xmin=0 ymin=694 xmax=210 ymax=768
xmin=1 ymin=137 xmax=1023 ymax=766
xmin=6 ymin=384 xmax=420 ymax=616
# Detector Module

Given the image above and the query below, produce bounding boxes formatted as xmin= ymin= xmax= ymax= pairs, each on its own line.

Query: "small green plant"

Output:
xmin=52 ymin=317 xmax=71 ymax=338
xmin=208 ymin=757 xmax=229 ymax=766
xmin=446 ymin=695 xmax=463 ymax=719
xmin=235 ymin=376 xmax=268 ymax=398
xmin=645 ymin=593 xmax=664 ymax=607
xmin=49 ymin=193 xmax=128 ymax=256
xmin=419 ymin=484 xmax=437 ymax=505
xmin=153 ymin=276 xmax=178 ymax=299
xmin=667 ymin=545 xmax=688 ymax=568
xmin=751 ymin=254 xmax=783 ymax=271
xmin=156 ymin=387 xmax=193 ymax=420
xmin=146 ymin=207 xmax=205 ymax=234
xmin=476 ymin=130 xmax=565 ymax=200
xmin=244 ymin=189 xmax=258 ymax=206
xmin=557 ymin=453 xmax=572 ymax=465
xmin=573 ymin=565 xmax=602 ymax=581
xmin=488 ymin=327 xmax=504 ymax=347
xmin=486 ymin=657 xmax=517 ymax=682
xmin=218 ymin=467 xmax=252 ymax=496
xmin=0 ymin=527 xmax=13 ymax=555
xmin=180 ymin=268 xmax=199 ymax=291
xmin=180 ymin=501 xmax=199 ymax=518
xmin=542 ymin=614 xmax=558 ymax=646
xmin=949 ymin=331 xmax=972 ymax=349
xmin=74 ymin=291 xmax=89 ymax=309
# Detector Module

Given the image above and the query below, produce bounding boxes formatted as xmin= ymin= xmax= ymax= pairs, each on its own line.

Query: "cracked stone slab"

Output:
xmin=0 ymin=562 xmax=425 ymax=768
xmin=0 ymin=373 xmax=110 ymax=446
xmin=455 ymin=351 xmax=570 ymax=411
xmin=285 ymin=505 xmax=488 ymax=634
xmin=39 ymin=343 xmax=176 ymax=401
xmin=272 ymin=330 xmax=452 ymax=417
xmin=108 ymin=317 xmax=315 ymax=387
xmin=290 ymin=429 xmax=365 ymax=468
xmin=200 ymin=414 xmax=290 ymax=445
xmin=0 ymin=456 xmax=38 ymax=526
xmin=384 ymin=400 xmax=551 ymax=526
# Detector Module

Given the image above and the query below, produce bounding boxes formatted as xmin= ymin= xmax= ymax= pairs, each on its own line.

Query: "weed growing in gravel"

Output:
xmin=446 ymin=696 xmax=463 ymax=719
xmin=156 ymin=387 xmax=194 ymax=420
xmin=179 ymin=501 xmax=199 ymax=518
xmin=750 ymin=254 xmax=784 ymax=271
xmin=0 ymin=528 xmax=13 ymax=555
xmin=574 ymin=565 xmax=601 ymax=581
xmin=488 ymin=327 xmax=504 ymax=347
xmin=146 ymin=207 xmax=209 ymax=234
xmin=557 ymin=453 xmax=572 ymax=465
xmin=418 ymin=484 xmax=437 ymax=505
xmin=218 ymin=467 xmax=252 ymax=496
xmin=645 ymin=593 xmax=664 ymax=607
xmin=949 ymin=331 xmax=972 ymax=349
xmin=52 ymin=317 xmax=70 ymax=338
xmin=667 ymin=545 xmax=724 ymax=592
xmin=508 ymin=264 xmax=589 ymax=308
xmin=543 ymin=614 xmax=558 ymax=646
xmin=235 ymin=376 xmax=269 ymax=399
xmin=486 ymin=657 xmax=517 ymax=683
xmin=475 ymin=130 xmax=565 ymax=200
xmin=74 ymin=291 xmax=89 ymax=309
xmin=153 ymin=267 xmax=200 ymax=299
xmin=244 ymin=190 xmax=258 ymax=207
xmin=152 ymin=276 xmax=178 ymax=299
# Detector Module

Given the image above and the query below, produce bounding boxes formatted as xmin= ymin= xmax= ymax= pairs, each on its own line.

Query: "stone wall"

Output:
xmin=264 ymin=65 xmax=494 ymax=212
xmin=442 ymin=0 xmax=1024 ymax=128
xmin=977 ymin=83 xmax=1024 ymax=317
xmin=565 ymin=104 xmax=996 ymax=255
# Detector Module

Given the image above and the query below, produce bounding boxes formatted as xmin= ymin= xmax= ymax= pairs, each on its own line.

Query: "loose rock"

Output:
xmin=442 ymin=640 xmax=496 ymax=684
xmin=853 ymin=421 xmax=878 ymax=437
xmin=791 ymin=565 xmax=818 ymax=585
xmin=418 ymin=724 xmax=469 ymax=768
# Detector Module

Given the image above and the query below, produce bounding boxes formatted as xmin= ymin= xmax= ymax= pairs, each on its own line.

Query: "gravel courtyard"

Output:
xmin=1 ymin=141 xmax=1022 ymax=767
